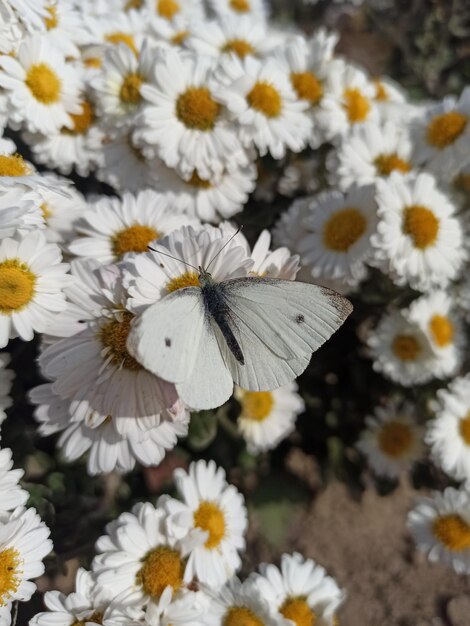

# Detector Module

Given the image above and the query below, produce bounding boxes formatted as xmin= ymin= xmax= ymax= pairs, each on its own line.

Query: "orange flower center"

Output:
xmin=402 ymin=205 xmax=439 ymax=249
xmin=374 ymin=153 xmax=411 ymax=176
xmin=176 ymin=87 xmax=220 ymax=130
xmin=322 ymin=207 xmax=367 ymax=252
xmin=247 ymin=82 xmax=282 ymax=118
xmin=291 ymin=72 xmax=323 ymax=104
xmin=426 ymin=111 xmax=468 ymax=149
xmin=429 ymin=314 xmax=454 ymax=347
xmin=391 ymin=334 xmax=421 ymax=361
xmin=432 ymin=514 xmax=470 ymax=551
xmin=343 ymin=87 xmax=370 ymax=123
xmin=280 ymin=597 xmax=316 ymax=626
xmin=377 ymin=421 xmax=413 ymax=458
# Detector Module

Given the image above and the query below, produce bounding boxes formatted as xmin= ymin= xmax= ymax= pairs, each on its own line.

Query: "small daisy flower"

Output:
xmin=124 ymin=224 xmax=253 ymax=312
xmin=366 ymin=309 xmax=437 ymax=386
xmin=426 ymin=375 xmax=470 ymax=485
xmin=29 ymin=567 xmax=117 ymax=626
xmin=0 ymin=185 xmax=44 ymax=239
xmin=135 ymin=48 xmax=247 ymax=179
xmin=80 ymin=11 xmax=147 ymax=57
xmin=0 ymin=34 xmax=82 ymax=134
xmin=411 ymin=87 xmax=470 ymax=180
xmin=408 ymin=291 xmax=464 ymax=378
xmin=253 ymin=552 xmax=345 ymax=626
xmin=316 ymin=61 xmax=379 ymax=140
xmin=148 ymin=14 xmax=195 ymax=49
xmin=163 ymin=460 xmax=247 ymax=588
xmin=235 ymin=382 xmax=304 ymax=453
xmin=0 ymin=448 xmax=28 ymax=515
xmin=40 ymin=1 xmax=86 ymax=59
xmin=0 ymin=354 xmax=14 ymax=424
xmin=92 ymin=502 xmax=188 ymax=607
xmin=68 ymin=190 xmax=194 ymax=264
xmin=297 ymin=185 xmax=378 ymax=285
xmin=205 ymin=576 xmax=288 ymax=626
xmin=357 ymin=401 xmax=424 ymax=479
xmin=408 ymin=487 xmax=470 ymax=574
xmin=327 ymin=121 xmax=414 ymax=191
xmin=249 ymin=230 xmax=300 ymax=279
xmin=372 ymin=172 xmax=465 ymax=291
xmin=0 ymin=230 xmax=70 ymax=348
xmin=0 ymin=506 xmax=53 ymax=607
xmin=35 ymin=177 xmax=87 ymax=246
xmin=214 ymin=54 xmax=312 ymax=159
xmin=186 ymin=15 xmax=277 ymax=61
xmin=208 ymin=0 xmax=268 ymax=20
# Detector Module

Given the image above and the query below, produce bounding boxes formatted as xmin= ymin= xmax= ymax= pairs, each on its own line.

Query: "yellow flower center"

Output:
xmin=0 ymin=548 xmax=21 ymax=606
xmin=223 ymin=39 xmax=255 ymax=58
xmin=391 ymin=334 xmax=421 ymax=361
xmin=0 ymin=154 xmax=30 ymax=176
xmin=84 ymin=57 xmax=102 ymax=69
xmin=432 ymin=514 xmax=470 ymax=551
xmin=125 ymin=0 xmax=143 ymax=8
xmin=402 ymin=205 xmax=439 ymax=249
xmin=171 ymin=30 xmax=189 ymax=45
xmin=193 ymin=501 xmax=226 ymax=549
xmin=157 ymin=0 xmax=181 ymax=19
xmin=241 ymin=391 xmax=274 ymax=422
xmin=111 ymin=225 xmax=159 ymax=258
xmin=377 ymin=421 xmax=413 ymax=458
xmin=105 ymin=32 xmax=137 ymax=55
xmin=0 ymin=259 xmax=36 ymax=314
xmin=176 ymin=87 xmax=220 ymax=131
xmin=322 ymin=207 xmax=367 ymax=252
xmin=426 ymin=111 xmax=468 ymax=149
xmin=98 ymin=312 xmax=142 ymax=370
xmin=280 ymin=597 xmax=316 ymax=626
xmin=186 ymin=171 xmax=213 ymax=188
xmin=44 ymin=4 xmax=58 ymax=29
xmin=230 ymin=0 xmax=250 ymax=11
xmin=136 ymin=546 xmax=184 ymax=599
xmin=223 ymin=607 xmax=265 ymax=626
xmin=458 ymin=413 xmax=470 ymax=446
xmin=291 ymin=72 xmax=323 ymax=104
xmin=343 ymin=87 xmax=370 ymax=123
xmin=119 ymin=73 xmax=143 ymax=104
xmin=67 ymin=100 xmax=94 ymax=135
xmin=71 ymin=612 xmax=104 ymax=626
xmin=25 ymin=63 xmax=61 ymax=104
xmin=374 ymin=153 xmax=411 ymax=176
xmin=247 ymin=81 xmax=282 ymax=118
xmin=374 ymin=80 xmax=389 ymax=101
xmin=40 ymin=202 xmax=52 ymax=220
xmin=166 ymin=271 xmax=200 ymax=293
xmin=429 ymin=314 xmax=454 ymax=347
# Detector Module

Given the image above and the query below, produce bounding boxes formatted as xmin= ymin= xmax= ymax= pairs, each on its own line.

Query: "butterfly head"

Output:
xmin=198 ymin=267 xmax=214 ymax=288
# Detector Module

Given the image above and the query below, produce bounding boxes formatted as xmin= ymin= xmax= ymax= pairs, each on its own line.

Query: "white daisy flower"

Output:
xmin=410 ymin=87 xmax=470 ymax=180
xmin=315 ymin=61 xmax=379 ymax=140
xmin=40 ymin=1 xmax=86 ymax=59
xmin=148 ymin=14 xmax=195 ymax=49
xmin=154 ymin=163 xmax=257 ymax=222
xmin=0 ymin=506 xmax=53 ymax=607
xmin=91 ymin=40 xmax=155 ymax=132
xmin=80 ymin=10 xmax=147 ymax=57
xmin=204 ymin=576 xmax=288 ymax=626
xmin=207 ymin=0 xmax=268 ymax=20
xmin=0 ymin=448 xmax=28 ymax=515
xmin=186 ymin=15 xmax=277 ymax=61
xmin=38 ymin=264 xmax=181 ymax=435
xmin=0 ymin=354 xmax=13 ymax=425
xmin=235 ymin=382 xmax=304 ymax=453
xmin=0 ymin=34 xmax=82 ymax=134
xmin=249 ymin=230 xmax=300 ymax=279
xmin=372 ymin=75 xmax=412 ymax=123
xmin=135 ymin=48 xmax=247 ymax=179
xmin=0 ymin=148 xmax=72 ymax=196
xmin=408 ymin=487 xmax=470 ymax=574
xmin=357 ymin=401 xmax=424 ymax=479
xmin=5 ymin=0 xmax=49 ymax=32
xmin=327 ymin=121 xmax=414 ymax=191
xmin=29 ymin=567 xmax=117 ymax=626
xmin=426 ymin=375 xmax=470 ymax=485
xmin=297 ymin=185 xmax=378 ymax=285
xmin=372 ymin=172 xmax=466 ymax=292
xmin=366 ymin=309 xmax=437 ymax=386
xmin=31 ymin=382 xmax=189 ymax=475
xmin=214 ymin=54 xmax=312 ymax=159
xmin=124 ymin=223 xmax=253 ymax=314
xmin=163 ymin=460 xmax=247 ymax=588
xmin=408 ymin=291 xmax=464 ymax=378
xmin=0 ymin=230 xmax=70 ymax=348
xmin=68 ymin=190 xmax=194 ymax=264
xmin=145 ymin=0 xmax=205 ymax=22
xmin=0 ymin=185 xmax=44 ymax=239
xmin=92 ymin=501 xmax=188 ymax=607
xmin=253 ymin=552 xmax=345 ymax=626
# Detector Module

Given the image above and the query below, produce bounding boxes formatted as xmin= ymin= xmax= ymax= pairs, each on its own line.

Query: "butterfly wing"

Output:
xmin=127 ymin=288 xmax=205 ymax=383
xmin=219 ymin=277 xmax=352 ymax=391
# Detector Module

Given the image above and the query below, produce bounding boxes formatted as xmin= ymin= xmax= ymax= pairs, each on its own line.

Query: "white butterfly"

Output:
xmin=127 ymin=261 xmax=352 ymax=411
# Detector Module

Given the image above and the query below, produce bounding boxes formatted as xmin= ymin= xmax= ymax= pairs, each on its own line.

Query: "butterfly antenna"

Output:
xmin=206 ymin=226 xmax=243 ymax=272
xmin=147 ymin=246 xmax=200 ymax=272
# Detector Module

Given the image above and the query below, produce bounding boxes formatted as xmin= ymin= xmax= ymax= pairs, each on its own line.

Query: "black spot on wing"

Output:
xmin=165 ymin=338 xmax=171 ymax=347
xmin=295 ymin=314 xmax=305 ymax=324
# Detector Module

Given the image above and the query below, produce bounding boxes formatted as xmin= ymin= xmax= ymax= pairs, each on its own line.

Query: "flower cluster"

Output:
xmin=29 ymin=460 xmax=345 ymax=626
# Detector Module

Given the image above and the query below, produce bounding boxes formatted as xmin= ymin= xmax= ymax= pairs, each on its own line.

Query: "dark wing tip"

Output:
xmin=319 ymin=286 xmax=353 ymax=320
